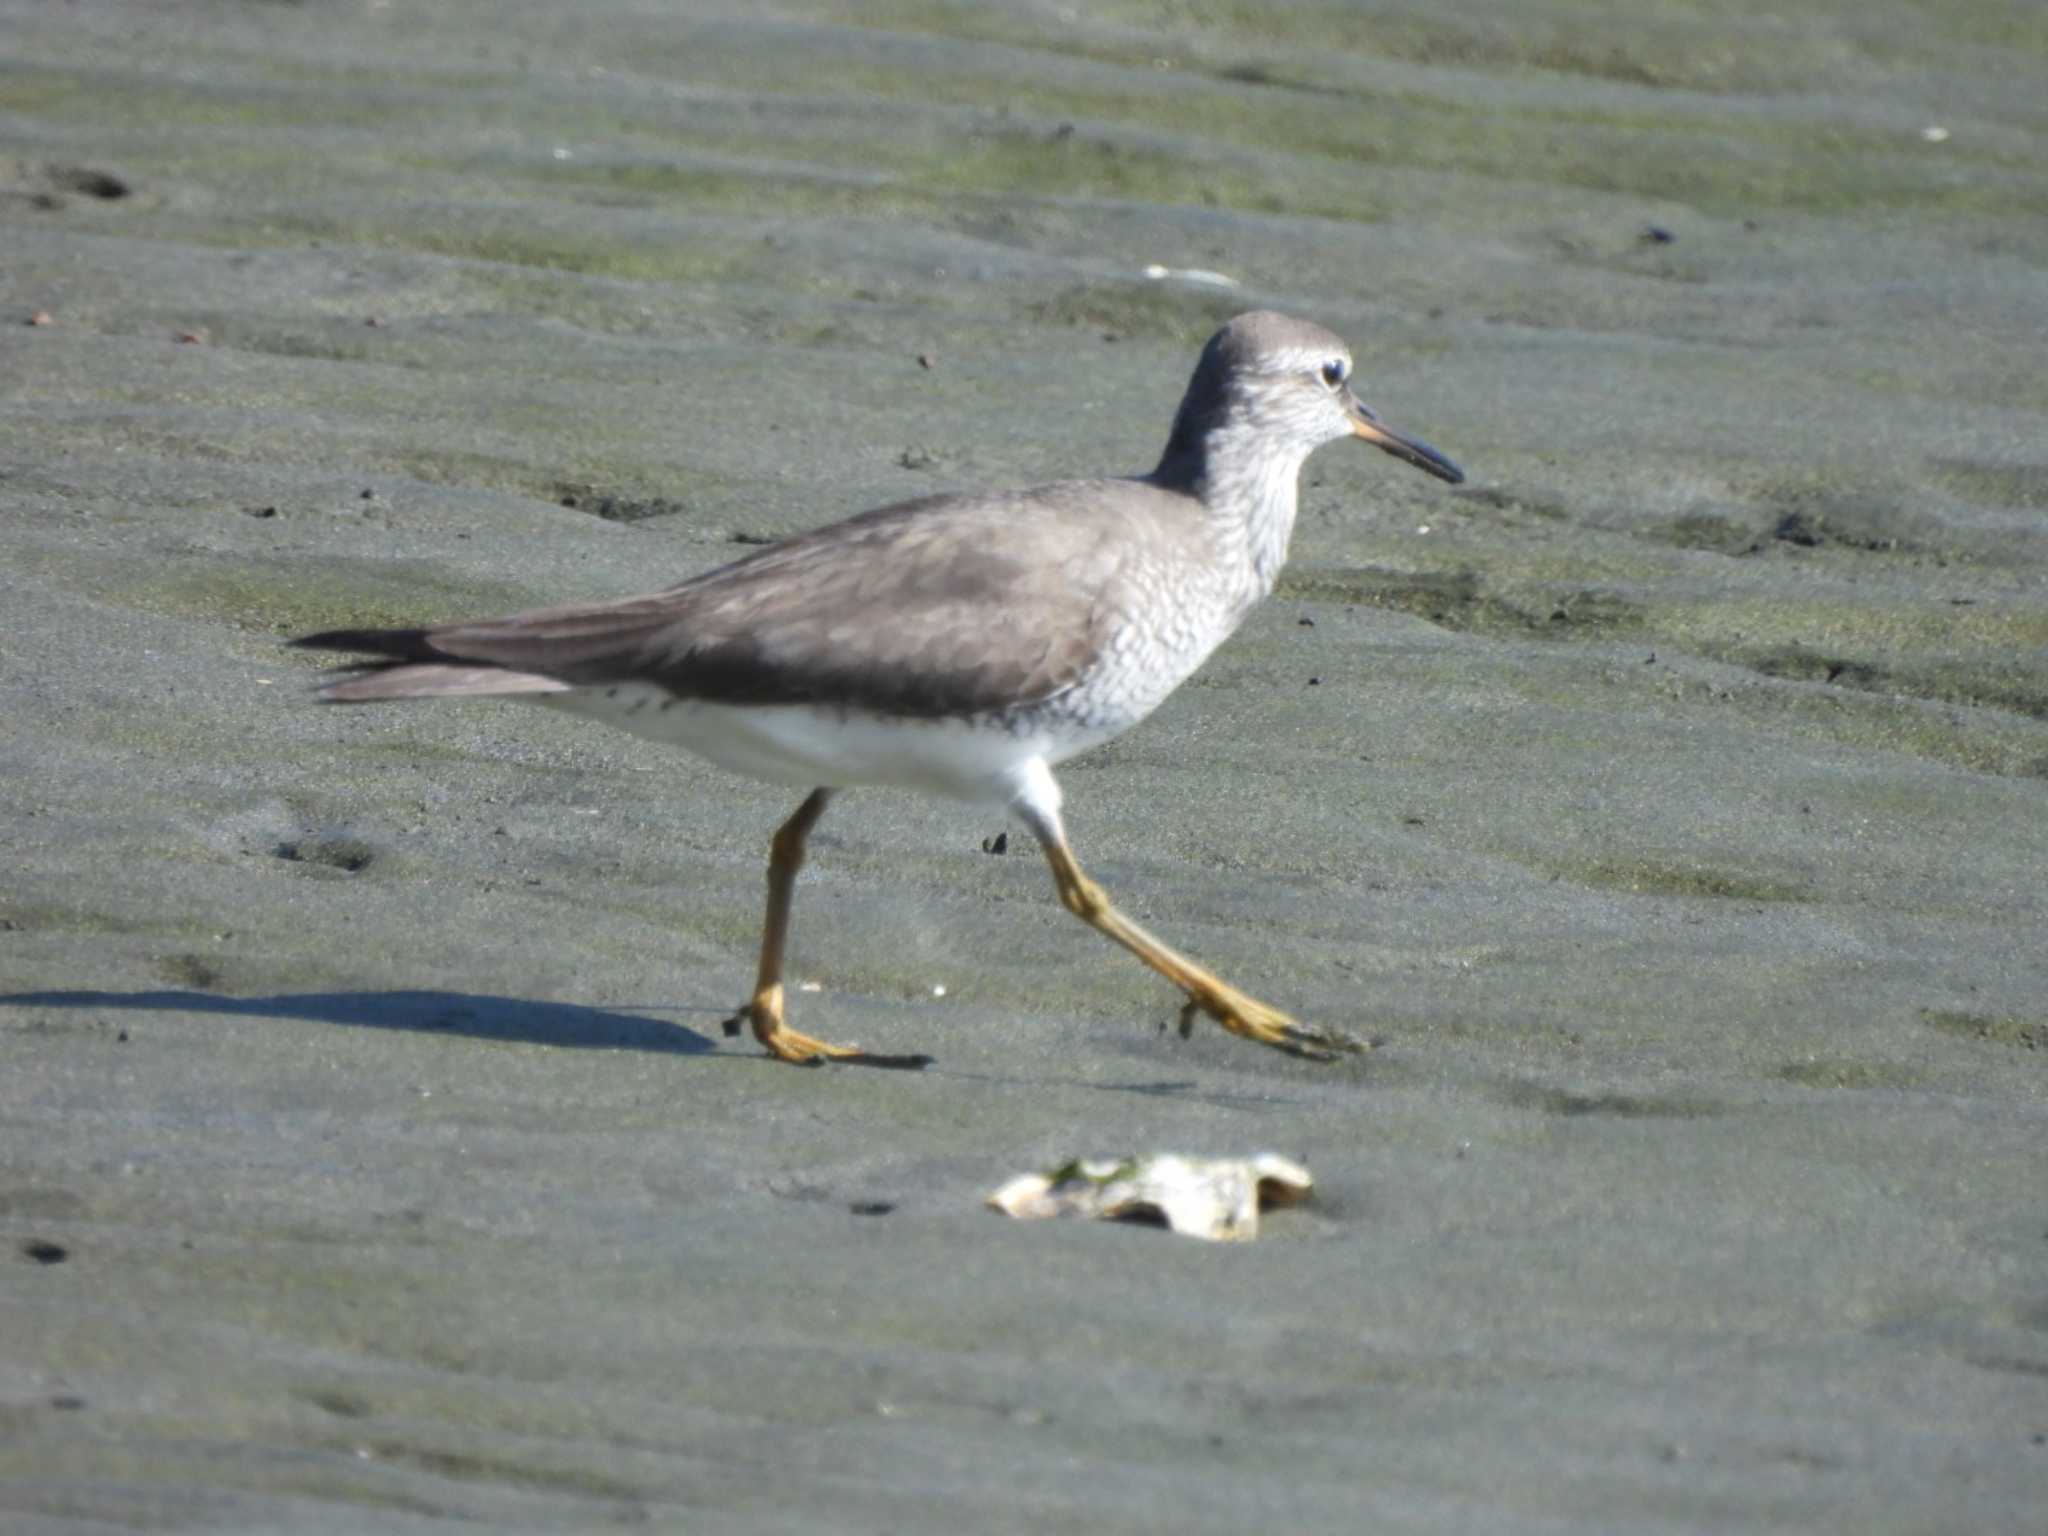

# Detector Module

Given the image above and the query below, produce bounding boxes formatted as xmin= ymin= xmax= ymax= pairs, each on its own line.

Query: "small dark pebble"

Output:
xmin=1297 ymin=615 xmax=1315 ymax=627
xmin=22 ymin=1239 xmax=68 ymax=1265
xmin=50 ymin=1395 xmax=87 ymax=1411
xmin=981 ymin=832 xmax=1009 ymax=855
xmin=1775 ymin=510 xmax=1824 ymax=546
xmin=56 ymin=167 xmax=129 ymax=199
xmin=1641 ymin=224 xmax=1676 ymax=244
xmin=245 ymin=505 xmax=279 ymax=519
xmin=916 ymin=353 xmax=935 ymax=369
xmin=848 ymin=1201 xmax=895 ymax=1217
xmin=359 ymin=488 xmax=376 ymax=501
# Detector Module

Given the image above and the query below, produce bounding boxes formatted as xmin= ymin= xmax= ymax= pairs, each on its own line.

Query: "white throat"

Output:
xmin=1193 ymin=420 xmax=1310 ymax=605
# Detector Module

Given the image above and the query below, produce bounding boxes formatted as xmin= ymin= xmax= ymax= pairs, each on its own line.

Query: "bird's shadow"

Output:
xmin=0 ymin=987 xmax=720 ymax=1054
xmin=2 ymin=990 xmax=1305 ymax=1102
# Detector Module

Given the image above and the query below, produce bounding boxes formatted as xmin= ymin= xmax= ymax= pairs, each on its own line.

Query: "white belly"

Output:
xmin=539 ymin=684 xmax=1112 ymax=804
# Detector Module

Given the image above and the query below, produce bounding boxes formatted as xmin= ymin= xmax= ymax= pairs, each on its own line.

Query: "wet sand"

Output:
xmin=2 ymin=1 xmax=2045 ymax=1529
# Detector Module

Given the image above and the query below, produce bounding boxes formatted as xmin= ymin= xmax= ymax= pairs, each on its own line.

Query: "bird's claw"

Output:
xmin=725 ymin=1001 xmax=930 ymax=1069
xmin=1173 ymin=990 xmax=1371 ymax=1062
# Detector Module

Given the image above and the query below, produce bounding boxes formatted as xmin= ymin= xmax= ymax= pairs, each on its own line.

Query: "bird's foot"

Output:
xmin=1173 ymin=988 xmax=1370 ymax=1062
xmin=722 ymin=998 xmax=930 ymax=1070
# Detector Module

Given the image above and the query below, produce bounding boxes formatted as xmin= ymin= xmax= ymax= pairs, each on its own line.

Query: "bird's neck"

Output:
xmin=1152 ymin=422 xmax=1306 ymax=604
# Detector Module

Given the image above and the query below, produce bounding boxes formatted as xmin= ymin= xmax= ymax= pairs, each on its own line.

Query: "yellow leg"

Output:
xmin=720 ymin=790 xmax=930 ymax=1069
xmin=1038 ymin=835 xmax=1368 ymax=1061
xmin=721 ymin=789 xmax=864 ymax=1063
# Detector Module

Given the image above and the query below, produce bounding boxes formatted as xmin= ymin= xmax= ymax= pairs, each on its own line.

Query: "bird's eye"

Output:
xmin=1320 ymin=359 xmax=1348 ymax=389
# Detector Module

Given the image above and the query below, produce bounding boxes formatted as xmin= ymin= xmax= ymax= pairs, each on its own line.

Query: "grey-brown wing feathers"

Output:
xmin=296 ymin=483 xmax=1189 ymax=717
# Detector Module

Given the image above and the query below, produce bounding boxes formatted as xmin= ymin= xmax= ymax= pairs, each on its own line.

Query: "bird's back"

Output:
xmin=299 ymin=477 xmax=1232 ymax=724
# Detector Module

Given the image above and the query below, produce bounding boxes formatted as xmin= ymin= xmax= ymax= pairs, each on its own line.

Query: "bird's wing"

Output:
xmin=300 ymin=483 xmax=1183 ymax=717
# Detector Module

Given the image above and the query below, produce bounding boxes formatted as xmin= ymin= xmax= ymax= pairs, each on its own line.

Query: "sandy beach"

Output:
xmin=2 ymin=2 xmax=2044 ymax=1529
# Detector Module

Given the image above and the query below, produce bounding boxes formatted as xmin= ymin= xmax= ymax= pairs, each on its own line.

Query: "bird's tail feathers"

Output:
xmin=294 ymin=628 xmax=573 ymax=702
xmin=315 ymin=664 xmax=572 ymax=703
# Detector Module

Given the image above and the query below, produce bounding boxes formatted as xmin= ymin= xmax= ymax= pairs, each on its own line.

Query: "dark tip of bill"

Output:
xmin=1377 ymin=431 xmax=1463 ymax=485
xmin=1420 ymin=441 xmax=1465 ymax=484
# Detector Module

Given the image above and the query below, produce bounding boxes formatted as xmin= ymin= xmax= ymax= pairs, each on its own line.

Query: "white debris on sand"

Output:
xmin=987 ymin=1153 xmax=1313 ymax=1241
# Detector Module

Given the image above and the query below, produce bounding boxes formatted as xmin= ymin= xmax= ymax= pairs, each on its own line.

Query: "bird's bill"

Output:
xmin=1349 ymin=397 xmax=1464 ymax=484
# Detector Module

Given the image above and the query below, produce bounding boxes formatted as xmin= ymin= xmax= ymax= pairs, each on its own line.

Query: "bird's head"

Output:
xmin=1159 ymin=311 xmax=1463 ymax=485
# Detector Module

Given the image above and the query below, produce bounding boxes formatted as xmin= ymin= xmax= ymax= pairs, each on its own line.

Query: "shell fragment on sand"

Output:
xmin=986 ymin=1153 xmax=1313 ymax=1241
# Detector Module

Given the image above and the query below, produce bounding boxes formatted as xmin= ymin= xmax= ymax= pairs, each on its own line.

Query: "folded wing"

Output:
xmin=296 ymin=486 xmax=1160 ymax=718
